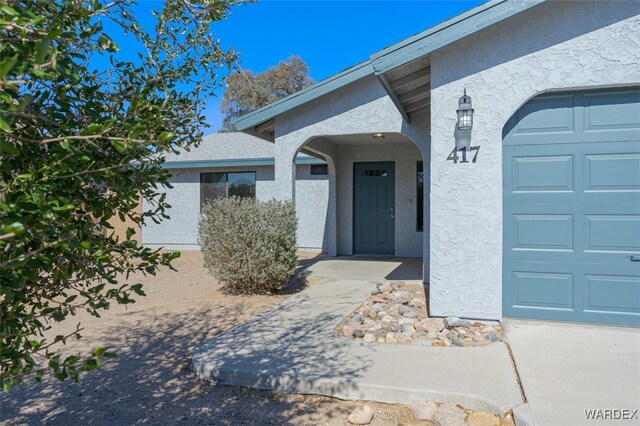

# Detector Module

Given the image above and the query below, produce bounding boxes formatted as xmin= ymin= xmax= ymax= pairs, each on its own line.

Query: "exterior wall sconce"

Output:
xmin=457 ymin=89 xmax=474 ymax=130
xmin=455 ymin=89 xmax=473 ymax=150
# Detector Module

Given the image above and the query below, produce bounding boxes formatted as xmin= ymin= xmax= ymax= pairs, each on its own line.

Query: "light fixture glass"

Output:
xmin=372 ymin=133 xmax=385 ymax=139
xmin=456 ymin=89 xmax=474 ymax=130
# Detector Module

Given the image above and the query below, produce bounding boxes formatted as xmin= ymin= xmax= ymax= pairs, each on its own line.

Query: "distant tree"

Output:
xmin=220 ymin=55 xmax=314 ymax=131
xmin=0 ymin=0 xmax=243 ymax=390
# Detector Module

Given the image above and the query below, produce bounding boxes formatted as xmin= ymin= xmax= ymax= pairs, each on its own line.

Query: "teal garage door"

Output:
xmin=503 ymin=88 xmax=640 ymax=326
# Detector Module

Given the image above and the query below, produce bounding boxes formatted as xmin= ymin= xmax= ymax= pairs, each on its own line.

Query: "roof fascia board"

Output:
xmin=371 ymin=0 xmax=545 ymax=74
xmin=295 ymin=155 xmax=326 ymax=164
xmin=162 ymin=157 xmax=325 ymax=170
xmin=235 ymin=60 xmax=373 ymax=131
xmin=234 ymin=0 xmax=546 ymax=131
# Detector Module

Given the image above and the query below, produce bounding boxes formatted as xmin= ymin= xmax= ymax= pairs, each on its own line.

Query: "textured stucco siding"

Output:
xmin=428 ymin=0 xmax=640 ymax=320
xmin=295 ymin=165 xmax=330 ymax=250
xmin=273 ymin=75 xmax=406 ymax=202
xmin=272 ymin=73 xmax=431 ymax=270
xmin=142 ymin=166 xmax=275 ymax=249
xmin=142 ymin=165 xmax=329 ymax=250
xmin=336 ymin=143 xmax=423 ymax=257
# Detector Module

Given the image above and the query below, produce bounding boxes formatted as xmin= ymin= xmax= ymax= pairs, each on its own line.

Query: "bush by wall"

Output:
xmin=198 ymin=197 xmax=298 ymax=294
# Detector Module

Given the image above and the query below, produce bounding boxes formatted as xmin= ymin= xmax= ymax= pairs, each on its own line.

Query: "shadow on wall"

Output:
xmin=0 ymin=296 xmax=359 ymax=425
xmin=431 ymin=1 xmax=638 ymax=90
xmin=501 ymin=88 xmax=640 ymax=139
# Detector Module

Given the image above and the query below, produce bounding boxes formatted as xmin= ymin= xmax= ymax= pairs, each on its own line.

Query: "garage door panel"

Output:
xmin=505 ymin=142 xmax=640 ymax=203
xmin=504 ymin=261 xmax=579 ymax=322
xmin=504 ymin=144 xmax=582 ymax=204
xmin=504 ymin=261 xmax=640 ymax=325
xmin=503 ymin=87 xmax=640 ymax=326
xmin=584 ymin=90 xmax=640 ymax=132
xmin=584 ymin=214 xmax=640 ymax=254
xmin=511 ymin=155 xmax=574 ymax=192
xmin=515 ymin=94 xmax=575 ymax=134
xmin=510 ymin=270 xmax=574 ymax=311
xmin=505 ymin=203 xmax=580 ymax=262
xmin=512 ymin=214 xmax=573 ymax=251
xmin=585 ymin=152 xmax=640 ymax=192
xmin=583 ymin=274 xmax=640 ymax=314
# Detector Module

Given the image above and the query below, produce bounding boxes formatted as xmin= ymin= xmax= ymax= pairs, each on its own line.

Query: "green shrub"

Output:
xmin=198 ymin=197 xmax=298 ymax=294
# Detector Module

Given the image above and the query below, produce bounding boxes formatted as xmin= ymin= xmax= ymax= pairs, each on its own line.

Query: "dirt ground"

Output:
xmin=1 ymin=251 xmax=425 ymax=425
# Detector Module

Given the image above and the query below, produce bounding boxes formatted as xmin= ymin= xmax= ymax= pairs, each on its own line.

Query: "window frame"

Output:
xmin=200 ymin=171 xmax=256 ymax=210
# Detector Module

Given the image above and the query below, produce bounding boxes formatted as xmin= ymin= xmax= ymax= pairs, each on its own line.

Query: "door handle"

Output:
xmin=630 ymin=256 xmax=640 ymax=262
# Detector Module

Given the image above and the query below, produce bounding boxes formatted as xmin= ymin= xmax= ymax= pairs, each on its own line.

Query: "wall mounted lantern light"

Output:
xmin=457 ymin=89 xmax=474 ymax=130
xmin=455 ymin=89 xmax=474 ymax=150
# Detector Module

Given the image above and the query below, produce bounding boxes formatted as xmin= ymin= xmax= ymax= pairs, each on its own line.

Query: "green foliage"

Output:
xmin=199 ymin=197 xmax=298 ymax=295
xmin=220 ymin=55 xmax=314 ymax=131
xmin=0 ymin=0 xmax=244 ymax=389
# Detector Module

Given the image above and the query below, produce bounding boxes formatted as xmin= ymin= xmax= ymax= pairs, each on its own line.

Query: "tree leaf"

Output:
xmin=0 ymin=139 xmax=19 ymax=155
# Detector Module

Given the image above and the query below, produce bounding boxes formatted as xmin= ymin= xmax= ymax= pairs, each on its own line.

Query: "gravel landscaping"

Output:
xmin=336 ymin=281 xmax=504 ymax=347
xmin=346 ymin=401 xmax=515 ymax=426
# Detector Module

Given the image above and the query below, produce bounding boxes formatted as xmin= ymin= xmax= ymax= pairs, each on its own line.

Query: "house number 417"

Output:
xmin=447 ymin=146 xmax=480 ymax=164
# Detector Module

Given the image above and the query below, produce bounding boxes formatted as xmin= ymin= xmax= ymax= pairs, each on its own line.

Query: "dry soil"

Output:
xmin=1 ymin=251 xmax=423 ymax=425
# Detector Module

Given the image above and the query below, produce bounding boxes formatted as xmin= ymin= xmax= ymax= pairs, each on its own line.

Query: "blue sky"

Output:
xmin=125 ymin=1 xmax=485 ymax=132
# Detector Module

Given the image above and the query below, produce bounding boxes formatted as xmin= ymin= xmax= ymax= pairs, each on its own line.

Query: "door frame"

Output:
xmin=352 ymin=161 xmax=396 ymax=256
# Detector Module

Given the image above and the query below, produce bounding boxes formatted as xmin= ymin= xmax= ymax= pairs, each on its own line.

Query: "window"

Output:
xmin=200 ymin=172 xmax=256 ymax=209
xmin=310 ymin=164 xmax=328 ymax=175
xmin=417 ymin=161 xmax=424 ymax=232
xmin=362 ymin=169 xmax=389 ymax=177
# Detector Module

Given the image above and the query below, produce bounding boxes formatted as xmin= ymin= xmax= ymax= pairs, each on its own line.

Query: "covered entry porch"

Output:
xmin=295 ymin=132 xmax=427 ymax=261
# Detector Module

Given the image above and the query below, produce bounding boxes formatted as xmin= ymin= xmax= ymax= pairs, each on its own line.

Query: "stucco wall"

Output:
xmin=428 ymin=0 xmax=640 ymax=320
xmin=142 ymin=165 xmax=329 ymax=251
xmin=295 ymin=164 xmax=330 ymax=251
xmin=143 ymin=165 xmax=275 ymax=249
xmin=272 ymin=75 xmax=431 ymax=264
xmin=274 ymin=75 xmax=406 ymax=202
xmin=336 ymin=142 xmax=423 ymax=257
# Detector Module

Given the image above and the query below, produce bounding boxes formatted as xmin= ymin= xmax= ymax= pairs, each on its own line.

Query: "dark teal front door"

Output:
xmin=354 ymin=162 xmax=395 ymax=255
xmin=503 ymin=88 xmax=640 ymax=326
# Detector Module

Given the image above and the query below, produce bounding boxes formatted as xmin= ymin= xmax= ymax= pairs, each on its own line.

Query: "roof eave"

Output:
xmin=234 ymin=60 xmax=373 ymax=131
xmin=370 ymin=0 xmax=546 ymax=75
xmin=235 ymin=0 xmax=548 ymax=132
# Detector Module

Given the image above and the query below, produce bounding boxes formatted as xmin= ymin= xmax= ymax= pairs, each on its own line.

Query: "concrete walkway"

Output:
xmin=193 ymin=257 xmax=523 ymax=414
xmin=504 ymin=319 xmax=640 ymax=426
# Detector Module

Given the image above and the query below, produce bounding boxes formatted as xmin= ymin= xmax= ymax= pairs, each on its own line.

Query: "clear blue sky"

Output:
xmin=128 ymin=1 xmax=486 ymax=132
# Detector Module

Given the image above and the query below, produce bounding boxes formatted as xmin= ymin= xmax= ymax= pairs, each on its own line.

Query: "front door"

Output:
xmin=353 ymin=162 xmax=395 ymax=255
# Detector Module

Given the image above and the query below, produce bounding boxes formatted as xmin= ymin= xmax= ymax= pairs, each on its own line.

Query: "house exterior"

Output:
xmin=142 ymin=132 xmax=330 ymax=251
xmin=149 ymin=0 xmax=640 ymax=326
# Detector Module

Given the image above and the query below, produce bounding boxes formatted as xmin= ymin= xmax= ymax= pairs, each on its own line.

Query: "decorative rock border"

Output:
xmin=336 ymin=281 xmax=503 ymax=347
xmin=347 ymin=402 xmax=514 ymax=426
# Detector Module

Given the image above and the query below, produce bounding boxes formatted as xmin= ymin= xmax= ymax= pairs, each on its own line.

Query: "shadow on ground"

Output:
xmin=0 ymin=280 xmax=352 ymax=425
xmin=193 ymin=289 xmax=374 ymax=398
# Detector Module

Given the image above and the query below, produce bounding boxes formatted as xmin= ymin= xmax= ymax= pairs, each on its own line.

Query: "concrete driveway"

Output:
xmin=504 ymin=319 xmax=640 ymax=426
